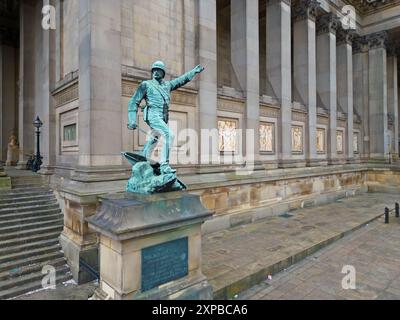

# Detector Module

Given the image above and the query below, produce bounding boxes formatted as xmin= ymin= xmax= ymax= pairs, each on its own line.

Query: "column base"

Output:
xmin=306 ymin=159 xmax=328 ymax=167
xmin=278 ymin=159 xmax=306 ymax=168
xmin=60 ymin=233 xmax=99 ymax=284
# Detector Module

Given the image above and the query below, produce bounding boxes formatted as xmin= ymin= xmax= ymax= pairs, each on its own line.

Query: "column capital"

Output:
xmin=292 ymin=0 xmax=320 ymax=22
xmin=336 ymin=28 xmax=355 ymax=46
xmin=316 ymin=12 xmax=340 ymax=36
xmin=352 ymin=35 xmax=368 ymax=54
xmin=386 ymin=41 xmax=400 ymax=57
xmin=365 ymin=31 xmax=388 ymax=50
xmin=267 ymin=0 xmax=291 ymax=7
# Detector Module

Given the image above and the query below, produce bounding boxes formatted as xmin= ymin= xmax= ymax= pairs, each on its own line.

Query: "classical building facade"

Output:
xmin=1 ymin=0 xmax=400 ymax=282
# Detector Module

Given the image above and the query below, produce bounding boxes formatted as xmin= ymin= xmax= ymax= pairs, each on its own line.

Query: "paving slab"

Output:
xmin=203 ymin=192 xmax=399 ymax=299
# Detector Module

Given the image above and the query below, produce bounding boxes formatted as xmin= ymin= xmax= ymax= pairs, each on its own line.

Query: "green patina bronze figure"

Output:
xmin=123 ymin=61 xmax=204 ymax=194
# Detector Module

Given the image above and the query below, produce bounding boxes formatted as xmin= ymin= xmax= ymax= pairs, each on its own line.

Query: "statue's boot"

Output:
xmin=160 ymin=163 xmax=176 ymax=174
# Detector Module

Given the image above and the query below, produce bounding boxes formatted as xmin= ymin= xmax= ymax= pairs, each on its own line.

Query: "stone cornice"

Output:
xmin=336 ymin=28 xmax=355 ymax=46
xmin=343 ymin=0 xmax=399 ymax=16
xmin=365 ymin=31 xmax=388 ymax=50
xmin=292 ymin=0 xmax=320 ymax=22
xmin=316 ymin=13 xmax=340 ymax=36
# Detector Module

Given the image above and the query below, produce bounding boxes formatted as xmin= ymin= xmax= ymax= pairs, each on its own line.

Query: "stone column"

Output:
xmin=0 ymin=44 xmax=2 ymax=165
xmin=352 ymin=36 xmax=369 ymax=160
xmin=78 ymin=0 xmax=122 ymax=167
xmin=316 ymin=13 xmax=339 ymax=164
xmin=39 ymin=0 xmax=57 ymax=174
xmin=292 ymin=0 xmax=319 ymax=166
xmin=17 ymin=1 xmax=36 ymax=168
xmin=198 ymin=0 xmax=218 ymax=163
xmin=366 ymin=31 xmax=388 ymax=161
xmin=231 ymin=0 xmax=260 ymax=160
xmin=60 ymin=0 xmax=123 ymax=283
xmin=266 ymin=0 xmax=292 ymax=167
xmin=387 ymin=43 xmax=399 ymax=159
xmin=337 ymin=28 xmax=354 ymax=163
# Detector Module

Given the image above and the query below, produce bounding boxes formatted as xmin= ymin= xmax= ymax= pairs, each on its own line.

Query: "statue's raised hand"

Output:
xmin=194 ymin=65 xmax=205 ymax=74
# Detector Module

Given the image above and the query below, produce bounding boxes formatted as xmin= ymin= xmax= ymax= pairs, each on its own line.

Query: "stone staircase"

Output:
xmin=0 ymin=174 xmax=72 ymax=300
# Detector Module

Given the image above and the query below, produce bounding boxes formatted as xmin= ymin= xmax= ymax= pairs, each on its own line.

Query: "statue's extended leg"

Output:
xmin=142 ymin=133 xmax=159 ymax=160
xmin=148 ymin=117 xmax=175 ymax=174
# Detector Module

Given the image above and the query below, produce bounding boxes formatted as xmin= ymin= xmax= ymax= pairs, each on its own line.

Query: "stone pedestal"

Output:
xmin=0 ymin=166 xmax=11 ymax=190
xmin=87 ymin=192 xmax=213 ymax=300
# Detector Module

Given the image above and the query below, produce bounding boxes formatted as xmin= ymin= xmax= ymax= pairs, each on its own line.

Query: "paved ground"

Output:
xmin=236 ymin=217 xmax=400 ymax=300
xmin=202 ymin=192 xmax=400 ymax=299
xmin=11 ymin=192 xmax=400 ymax=300
xmin=11 ymin=282 xmax=97 ymax=300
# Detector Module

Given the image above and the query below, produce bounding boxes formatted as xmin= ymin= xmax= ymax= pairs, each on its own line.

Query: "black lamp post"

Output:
xmin=32 ymin=116 xmax=43 ymax=172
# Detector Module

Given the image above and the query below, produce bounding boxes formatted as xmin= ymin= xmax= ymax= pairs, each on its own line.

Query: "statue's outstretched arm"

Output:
xmin=128 ymin=82 xmax=147 ymax=129
xmin=169 ymin=65 xmax=205 ymax=91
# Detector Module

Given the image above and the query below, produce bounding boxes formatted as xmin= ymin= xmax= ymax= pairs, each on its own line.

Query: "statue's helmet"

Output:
xmin=151 ymin=61 xmax=166 ymax=75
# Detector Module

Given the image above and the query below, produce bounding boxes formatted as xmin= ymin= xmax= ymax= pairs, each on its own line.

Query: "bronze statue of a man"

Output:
xmin=127 ymin=61 xmax=204 ymax=174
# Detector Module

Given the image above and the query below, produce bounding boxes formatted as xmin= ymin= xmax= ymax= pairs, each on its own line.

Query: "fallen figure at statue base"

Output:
xmin=122 ymin=152 xmax=186 ymax=194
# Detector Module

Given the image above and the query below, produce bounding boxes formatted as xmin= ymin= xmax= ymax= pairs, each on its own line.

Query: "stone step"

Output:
xmin=0 ymin=187 xmax=51 ymax=198
xmin=0 ymin=224 xmax=63 ymax=242
xmin=0 ymin=257 xmax=67 ymax=282
xmin=0 ymin=265 xmax=70 ymax=292
xmin=0 ymin=217 xmax=63 ymax=236
xmin=0 ymin=231 xmax=61 ymax=249
xmin=0 ymin=238 xmax=60 ymax=257
xmin=0 ymin=208 xmax=62 ymax=223
xmin=0 ymin=212 xmax=62 ymax=228
xmin=11 ymin=183 xmax=45 ymax=188
xmin=0 ymin=194 xmax=54 ymax=205
xmin=0 ymin=198 xmax=57 ymax=210
xmin=0 ymin=250 xmax=64 ymax=274
xmin=0 ymin=203 xmax=59 ymax=215
xmin=0 ymin=270 xmax=72 ymax=300
xmin=0 ymin=244 xmax=62 ymax=265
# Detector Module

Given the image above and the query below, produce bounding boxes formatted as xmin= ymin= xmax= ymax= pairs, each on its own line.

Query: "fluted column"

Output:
xmin=316 ymin=13 xmax=339 ymax=164
xmin=352 ymin=36 xmax=369 ymax=159
xmin=266 ymin=0 xmax=292 ymax=167
xmin=337 ymin=28 xmax=354 ymax=162
xmin=231 ymin=0 xmax=260 ymax=160
xmin=17 ymin=1 xmax=36 ymax=168
xmin=366 ymin=31 xmax=388 ymax=161
xmin=387 ymin=43 xmax=399 ymax=159
xmin=292 ymin=0 xmax=319 ymax=166
xmin=39 ymin=0 xmax=57 ymax=174
xmin=198 ymin=0 xmax=218 ymax=162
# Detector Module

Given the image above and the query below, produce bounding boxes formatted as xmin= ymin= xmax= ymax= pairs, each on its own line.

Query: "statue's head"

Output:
xmin=151 ymin=61 xmax=166 ymax=80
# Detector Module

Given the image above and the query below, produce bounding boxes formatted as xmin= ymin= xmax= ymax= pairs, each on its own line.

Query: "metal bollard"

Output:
xmin=396 ymin=203 xmax=399 ymax=218
xmin=384 ymin=207 xmax=389 ymax=224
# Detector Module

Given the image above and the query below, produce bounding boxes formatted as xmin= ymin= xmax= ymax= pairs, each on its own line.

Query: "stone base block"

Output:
xmin=93 ymin=275 xmax=213 ymax=300
xmin=60 ymin=233 xmax=99 ymax=284
xmin=0 ymin=171 xmax=11 ymax=189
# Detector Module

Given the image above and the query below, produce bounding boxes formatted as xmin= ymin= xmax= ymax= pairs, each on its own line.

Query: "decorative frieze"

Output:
xmin=217 ymin=98 xmax=245 ymax=114
xmin=292 ymin=111 xmax=307 ymax=122
xmin=316 ymin=13 xmax=340 ymax=36
xmin=54 ymin=83 xmax=79 ymax=107
xmin=292 ymin=0 xmax=320 ymax=22
xmin=365 ymin=31 xmax=388 ymax=50
xmin=260 ymin=105 xmax=280 ymax=118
